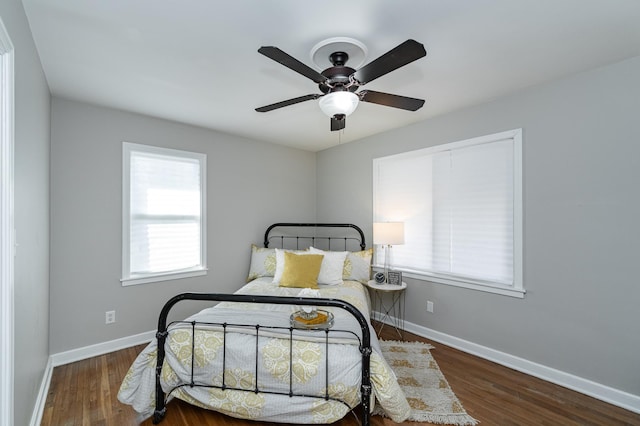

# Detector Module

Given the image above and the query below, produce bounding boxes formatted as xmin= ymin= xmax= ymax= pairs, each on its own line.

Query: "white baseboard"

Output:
xmin=372 ymin=311 xmax=640 ymax=415
xmin=31 ymin=330 xmax=155 ymax=426
xmin=50 ymin=330 xmax=155 ymax=367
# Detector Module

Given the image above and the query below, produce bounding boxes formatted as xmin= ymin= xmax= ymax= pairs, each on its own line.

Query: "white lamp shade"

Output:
xmin=318 ymin=91 xmax=359 ymax=117
xmin=373 ymin=222 xmax=405 ymax=245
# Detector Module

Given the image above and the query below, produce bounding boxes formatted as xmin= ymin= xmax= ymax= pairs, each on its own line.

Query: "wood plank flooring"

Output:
xmin=42 ymin=325 xmax=640 ymax=425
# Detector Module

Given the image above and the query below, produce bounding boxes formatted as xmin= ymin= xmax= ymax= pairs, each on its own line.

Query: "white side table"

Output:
xmin=365 ymin=280 xmax=407 ymax=340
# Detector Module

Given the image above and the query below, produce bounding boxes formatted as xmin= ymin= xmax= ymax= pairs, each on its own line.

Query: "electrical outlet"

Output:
xmin=105 ymin=310 xmax=116 ymax=324
xmin=426 ymin=301 xmax=434 ymax=313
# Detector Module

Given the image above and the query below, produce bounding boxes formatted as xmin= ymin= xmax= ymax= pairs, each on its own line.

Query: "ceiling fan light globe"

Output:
xmin=318 ymin=91 xmax=359 ymax=117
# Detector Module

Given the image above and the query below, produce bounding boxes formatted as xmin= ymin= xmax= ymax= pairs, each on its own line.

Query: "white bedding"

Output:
xmin=117 ymin=277 xmax=411 ymax=423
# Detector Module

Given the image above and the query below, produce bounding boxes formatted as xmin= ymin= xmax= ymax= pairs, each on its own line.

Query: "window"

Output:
xmin=122 ymin=143 xmax=207 ymax=286
xmin=373 ymin=129 xmax=523 ymax=297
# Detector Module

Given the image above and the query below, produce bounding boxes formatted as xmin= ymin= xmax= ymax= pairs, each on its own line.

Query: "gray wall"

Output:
xmin=49 ymin=98 xmax=317 ymax=353
xmin=0 ymin=1 xmax=51 ymax=425
xmin=317 ymin=56 xmax=640 ymax=396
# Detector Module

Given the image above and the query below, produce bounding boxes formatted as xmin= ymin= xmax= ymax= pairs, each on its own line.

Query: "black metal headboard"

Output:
xmin=263 ymin=223 xmax=366 ymax=251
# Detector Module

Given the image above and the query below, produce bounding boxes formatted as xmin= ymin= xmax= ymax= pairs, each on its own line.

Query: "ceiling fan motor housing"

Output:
xmin=319 ymin=52 xmax=358 ymax=94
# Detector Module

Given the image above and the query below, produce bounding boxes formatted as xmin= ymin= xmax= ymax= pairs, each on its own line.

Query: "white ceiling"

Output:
xmin=21 ymin=0 xmax=640 ymax=152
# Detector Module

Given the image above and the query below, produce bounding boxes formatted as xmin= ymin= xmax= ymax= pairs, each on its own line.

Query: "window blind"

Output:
xmin=123 ymin=143 xmax=206 ymax=285
xmin=373 ymin=130 xmax=521 ymax=289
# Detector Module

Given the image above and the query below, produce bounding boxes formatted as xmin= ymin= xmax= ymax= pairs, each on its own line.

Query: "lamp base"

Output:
xmin=384 ymin=244 xmax=391 ymax=283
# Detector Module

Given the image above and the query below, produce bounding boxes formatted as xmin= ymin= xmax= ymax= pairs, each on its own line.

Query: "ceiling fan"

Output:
xmin=255 ymin=39 xmax=427 ymax=131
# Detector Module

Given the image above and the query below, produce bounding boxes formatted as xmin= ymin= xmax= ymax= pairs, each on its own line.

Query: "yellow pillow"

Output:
xmin=279 ymin=252 xmax=324 ymax=288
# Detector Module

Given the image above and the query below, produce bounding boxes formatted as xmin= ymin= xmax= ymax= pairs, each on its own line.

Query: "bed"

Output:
xmin=118 ymin=223 xmax=410 ymax=424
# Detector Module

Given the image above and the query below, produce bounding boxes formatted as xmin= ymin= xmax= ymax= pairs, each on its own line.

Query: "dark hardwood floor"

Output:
xmin=42 ymin=324 xmax=640 ymax=426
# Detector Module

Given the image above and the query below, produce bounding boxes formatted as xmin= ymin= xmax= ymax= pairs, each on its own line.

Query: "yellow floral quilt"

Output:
xmin=117 ymin=278 xmax=410 ymax=423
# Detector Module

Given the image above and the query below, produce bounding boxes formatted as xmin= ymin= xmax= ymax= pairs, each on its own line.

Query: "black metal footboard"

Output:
xmin=152 ymin=293 xmax=372 ymax=426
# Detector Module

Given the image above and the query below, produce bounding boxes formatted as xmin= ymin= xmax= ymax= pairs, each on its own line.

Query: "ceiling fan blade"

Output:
xmin=354 ymin=39 xmax=426 ymax=85
xmin=255 ymin=94 xmax=321 ymax=113
xmin=359 ymin=90 xmax=425 ymax=111
xmin=258 ymin=46 xmax=328 ymax=84
xmin=330 ymin=114 xmax=346 ymax=131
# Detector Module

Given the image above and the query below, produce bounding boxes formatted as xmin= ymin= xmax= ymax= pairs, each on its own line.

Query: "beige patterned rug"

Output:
xmin=374 ymin=340 xmax=478 ymax=425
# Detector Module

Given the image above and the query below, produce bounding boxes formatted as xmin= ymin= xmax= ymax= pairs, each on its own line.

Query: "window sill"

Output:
xmin=373 ymin=266 xmax=525 ymax=299
xmin=121 ymin=268 xmax=208 ymax=286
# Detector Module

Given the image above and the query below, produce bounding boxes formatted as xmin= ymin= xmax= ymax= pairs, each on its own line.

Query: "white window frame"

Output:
xmin=373 ymin=129 xmax=524 ymax=298
xmin=122 ymin=142 xmax=207 ymax=286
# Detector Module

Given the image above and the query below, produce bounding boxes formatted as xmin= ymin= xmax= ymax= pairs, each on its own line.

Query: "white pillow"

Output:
xmin=272 ymin=248 xmax=308 ymax=284
xmin=247 ymin=244 xmax=276 ymax=282
xmin=309 ymin=247 xmax=349 ymax=285
xmin=343 ymin=248 xmax=373 ymax=283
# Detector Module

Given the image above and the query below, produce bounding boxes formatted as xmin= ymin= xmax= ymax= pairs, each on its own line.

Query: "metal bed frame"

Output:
xmin=153 ymin=223 xmax=372 ymax=425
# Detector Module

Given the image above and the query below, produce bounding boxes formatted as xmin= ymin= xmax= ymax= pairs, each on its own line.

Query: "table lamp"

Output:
xmin=373 ymin=222 xmax=404 ymax=283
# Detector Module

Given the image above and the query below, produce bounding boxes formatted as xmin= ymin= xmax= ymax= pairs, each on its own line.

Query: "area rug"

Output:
xmin=374 ymin=340 xmax=478 ymax=425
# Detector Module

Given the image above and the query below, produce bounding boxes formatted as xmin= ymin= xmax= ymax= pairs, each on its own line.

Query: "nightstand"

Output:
xmin=365 ymin=280 xmax=407 ymax=340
